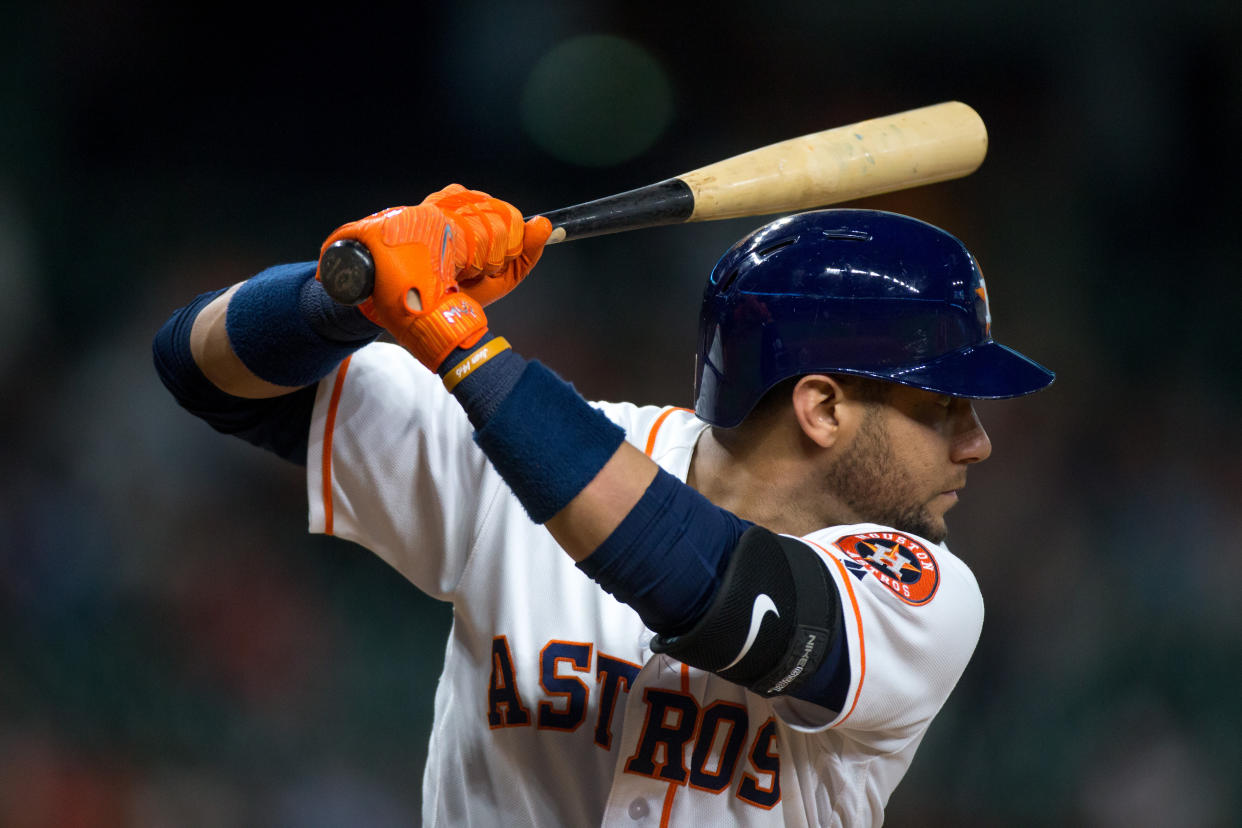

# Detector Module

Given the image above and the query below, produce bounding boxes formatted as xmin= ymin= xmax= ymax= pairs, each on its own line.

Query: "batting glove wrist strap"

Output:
xmin=375 ymin=291 xmax=489 ymax=371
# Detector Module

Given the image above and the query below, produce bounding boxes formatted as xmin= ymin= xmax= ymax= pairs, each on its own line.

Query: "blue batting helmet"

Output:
xmin=694 ymin=209 xmax=1055 ymax=427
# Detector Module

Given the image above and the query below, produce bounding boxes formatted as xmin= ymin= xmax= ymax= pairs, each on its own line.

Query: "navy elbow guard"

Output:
xmin=650 ymin=526 xmax=841 ymax=698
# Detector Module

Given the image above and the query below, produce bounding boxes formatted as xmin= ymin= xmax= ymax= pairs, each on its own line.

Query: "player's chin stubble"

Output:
xmin=822 ymin=408 xmax=948 ymax=543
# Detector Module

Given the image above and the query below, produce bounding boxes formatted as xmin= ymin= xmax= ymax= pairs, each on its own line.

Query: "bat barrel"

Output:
xmin=680 ymin=101 xmax=987 ymax=221
xmin=317 ymin=102 xmax=986 ymax=305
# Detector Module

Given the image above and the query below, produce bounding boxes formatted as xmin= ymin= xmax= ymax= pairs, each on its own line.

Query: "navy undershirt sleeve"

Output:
xmin=790 ymin=618 xmax=850 ymax=710
xmin=153 ymin=264 xmax=381 ymax=464
xmin=152 ymin=290 xmax=313 ymax=464
xmin=577 ymin=468 xmax=753 ymax=636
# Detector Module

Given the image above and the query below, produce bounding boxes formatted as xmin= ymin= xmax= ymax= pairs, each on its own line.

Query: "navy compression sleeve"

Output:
xmin=152 ymin=264 xmax=379 ymax=464
xmin=577 ymin=469 xmax=752 ymax=635
xmin=153 ymin=289 xmax=318 ymax=463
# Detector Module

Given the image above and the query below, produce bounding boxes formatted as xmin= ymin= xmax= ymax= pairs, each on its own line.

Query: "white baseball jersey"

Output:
xmin=305 ymin=343 xmax=984 ymax=827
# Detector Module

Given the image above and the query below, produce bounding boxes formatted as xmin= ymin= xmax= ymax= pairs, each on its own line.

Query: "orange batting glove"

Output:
xmin=421 ymin=184 xmax=554 ymax=307
xmin=317 ymin=205 xmax=487 ymax=371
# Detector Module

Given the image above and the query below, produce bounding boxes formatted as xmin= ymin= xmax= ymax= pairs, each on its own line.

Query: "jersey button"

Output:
xmin=627 ymin=798 xmax=650 ymax=819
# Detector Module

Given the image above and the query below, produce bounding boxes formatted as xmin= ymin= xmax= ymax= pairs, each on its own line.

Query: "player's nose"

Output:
xmin=949 ymin=402 xmax=992 ymax=465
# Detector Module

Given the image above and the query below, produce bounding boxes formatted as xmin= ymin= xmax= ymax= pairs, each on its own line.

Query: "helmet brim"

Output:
xmin=868 ymin=341 xmax=1055 ymax=399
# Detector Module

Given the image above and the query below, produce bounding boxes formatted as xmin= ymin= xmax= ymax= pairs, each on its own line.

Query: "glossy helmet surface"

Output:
xmin=694 ymin=209 xmax=1054 ymax=427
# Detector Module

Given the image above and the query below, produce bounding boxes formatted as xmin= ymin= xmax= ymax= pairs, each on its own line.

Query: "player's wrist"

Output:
xmin=440 ymin=334 xmax=512 ymax=393
xmin=474 ymin=362 xmax=627 ymax=524
xmin=437 ymin=331 xmax=527 ymax=429
xmin=226 ymin=262 xmax=380 ymax=388
xmin=298 ymin=274 xmax=380 ymax=343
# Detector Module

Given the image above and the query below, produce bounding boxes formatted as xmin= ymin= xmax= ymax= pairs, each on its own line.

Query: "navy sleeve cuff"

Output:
xmin=226 ymin=261 xmax=378 ymax=388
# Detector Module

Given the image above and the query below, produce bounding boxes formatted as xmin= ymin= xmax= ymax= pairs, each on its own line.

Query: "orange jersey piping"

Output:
xmin=805 ymin=539 xmax=867 ymax=727
xmin=321 ymin=355 xmax=353 ymax=536
xmin=645 ymin=406 xmax=693 ymax=457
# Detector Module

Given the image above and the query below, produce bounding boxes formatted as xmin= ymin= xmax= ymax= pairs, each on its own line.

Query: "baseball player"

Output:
xmin=153 ymin=185 xmax=1053 ymax=826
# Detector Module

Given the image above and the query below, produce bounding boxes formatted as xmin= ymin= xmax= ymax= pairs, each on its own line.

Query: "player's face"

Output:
xmin=823 ymin=386 xmax=991 ymax=543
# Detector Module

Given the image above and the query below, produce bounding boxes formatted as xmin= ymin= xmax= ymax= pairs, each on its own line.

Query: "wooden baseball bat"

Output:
xmin=319 ymin=101 xmax=987 ymax=304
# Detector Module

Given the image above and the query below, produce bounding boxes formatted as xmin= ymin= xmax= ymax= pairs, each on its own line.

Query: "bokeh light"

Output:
xmin=520 ymin=35 xmax=674 ymax=167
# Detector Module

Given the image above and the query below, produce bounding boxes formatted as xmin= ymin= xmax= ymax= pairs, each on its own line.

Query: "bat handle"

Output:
xmin=318 ymin=178 xmax=690 ymax=304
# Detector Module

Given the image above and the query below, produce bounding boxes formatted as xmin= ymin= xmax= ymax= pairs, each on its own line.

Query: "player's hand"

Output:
xmin=317 ymin=205 xmax=487 ymax=371
xmin=421 ymin=184 xmax=553 ymax=307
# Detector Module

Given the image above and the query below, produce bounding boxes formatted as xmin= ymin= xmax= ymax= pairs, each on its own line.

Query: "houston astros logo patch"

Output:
xmin=834 ymin=531 xmax=940 ymax=605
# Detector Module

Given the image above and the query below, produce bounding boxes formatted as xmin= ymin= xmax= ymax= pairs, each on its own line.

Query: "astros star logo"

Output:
xmin=861 ymin=541 xmax=921 ymax=580
xmin=833 ymin=531 xmax=941 ymax=606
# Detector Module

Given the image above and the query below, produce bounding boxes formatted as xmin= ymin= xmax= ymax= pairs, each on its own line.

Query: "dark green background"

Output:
xmin=2 ymin=2 xmax=1238 ymax=824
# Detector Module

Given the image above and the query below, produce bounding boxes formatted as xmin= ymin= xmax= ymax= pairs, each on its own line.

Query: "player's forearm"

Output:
xmin=152 ymin=286 xmax=319 ymax=463
xmin=154 ymin=262 xmax=381 ymax=463
xmin=183 ymin=261 xmax=381 ymax=398
xmin=190 ymin=284 xmax=302 ymax=398
xmin=544 ymin=442 xmax=659 ymax=560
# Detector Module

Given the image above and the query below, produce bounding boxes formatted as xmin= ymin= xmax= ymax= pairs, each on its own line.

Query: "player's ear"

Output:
xmin=790 ymin=374 xmax=844 ymax=449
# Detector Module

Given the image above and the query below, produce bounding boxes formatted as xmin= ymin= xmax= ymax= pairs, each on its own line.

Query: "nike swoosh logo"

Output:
xmin=722 ymin=594 xmax=780 ymax=671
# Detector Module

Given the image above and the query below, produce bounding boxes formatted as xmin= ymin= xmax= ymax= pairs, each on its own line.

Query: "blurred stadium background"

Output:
xmin=1 ymin=1 xmax=1239 ymax=825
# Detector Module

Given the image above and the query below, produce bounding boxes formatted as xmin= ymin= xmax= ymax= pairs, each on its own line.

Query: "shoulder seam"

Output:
xmin=644 ymin=406 xmax=694 ymax=457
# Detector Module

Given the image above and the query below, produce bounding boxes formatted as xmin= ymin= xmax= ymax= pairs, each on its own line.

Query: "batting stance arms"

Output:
xmin=163 ymin=189 xmax=843 ymax=700
xmin=154 ymin=185 xmax=1053 ymax=826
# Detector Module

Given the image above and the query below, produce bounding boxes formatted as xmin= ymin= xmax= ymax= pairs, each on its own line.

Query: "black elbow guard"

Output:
xmin=651 ymin=525 xmax=841 ymax=698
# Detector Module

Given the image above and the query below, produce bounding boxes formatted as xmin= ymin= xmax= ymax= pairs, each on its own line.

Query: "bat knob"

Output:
xmin=319 ymin=239 xmax=375 ymax=305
